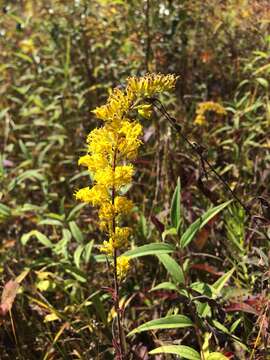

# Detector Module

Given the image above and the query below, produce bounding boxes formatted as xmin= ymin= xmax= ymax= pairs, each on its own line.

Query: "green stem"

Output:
xmin=112 ymin=149 xmax=125 ymax=359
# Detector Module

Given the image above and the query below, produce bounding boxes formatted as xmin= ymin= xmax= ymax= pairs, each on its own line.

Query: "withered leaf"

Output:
xmin=0 ymin=280 xmax=19 ymax=316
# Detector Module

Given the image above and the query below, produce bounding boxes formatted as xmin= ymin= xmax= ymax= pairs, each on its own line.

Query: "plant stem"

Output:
xmin=113 ymin=249 xmax=124 ymax=359
xmin=112 ymin=149 xmax=125 ymax=359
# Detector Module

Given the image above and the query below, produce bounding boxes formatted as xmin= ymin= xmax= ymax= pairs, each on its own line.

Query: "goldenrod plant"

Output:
xmin=75 ymin=73 xmax=177 ymax=358
xmin=194 ymin=101 xmax=227 ymax=125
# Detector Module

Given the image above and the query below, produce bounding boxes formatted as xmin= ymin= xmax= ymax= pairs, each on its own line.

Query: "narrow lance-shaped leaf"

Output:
xmin=149 ymin=345 xmax=201 ymax=360
xmin=150 ymin=282 xmax=179 ymax=292
xmin=74 ymin=244 xmax=84 ymax=269
xmin=180 ymin=200 xmax=232 ymax=248
xmin=128 ymin=315 xmax=193 ymax=336
xmin=171 ymin=177 xmax=181 ymax=230
xmin=212 ymin=267 xmax=235 ymax=295
xmin=69 ymin=221 xmax=84 ymax=243
xmin=21 ymin=230 xmax=53 ymax=248
xmin=123 ymin=243 xmax=175 ymax=259
xmin=206 ymin=352 xmax=230 ymax=360
xmin=157 ymin=254 xmax=184 ymax=284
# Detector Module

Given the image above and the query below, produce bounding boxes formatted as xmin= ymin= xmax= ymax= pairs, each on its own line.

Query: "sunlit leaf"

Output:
xmin=180 ymin=201 xmax=232 ymax=248
xmin=128 ymin=315 xmax=193 ymax=336
xmin=149 ymin=345 xmax=201 ymax=359
xmin=123 ymin=243 xmax=175 ymax=259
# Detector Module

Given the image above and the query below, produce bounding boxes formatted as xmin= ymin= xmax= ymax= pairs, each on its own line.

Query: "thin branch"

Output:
xmin=147 ymin=97 xmax=270 ymax=242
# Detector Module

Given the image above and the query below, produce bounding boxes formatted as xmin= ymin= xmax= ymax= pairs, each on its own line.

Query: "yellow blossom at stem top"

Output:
xmin=92 ymin=88 xmax=134 ymax=122
xmin=127 ymin=73 xmax=178 ymax=97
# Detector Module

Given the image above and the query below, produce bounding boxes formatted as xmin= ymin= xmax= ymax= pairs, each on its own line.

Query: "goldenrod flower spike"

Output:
xmin=194 ymin=101 xmax=227 ymax=126
xmin=116 ymin=256 xmax=130 ymax=279
xmin=75 ymin=73 xmax=177 ymax=279
xmin=75 ymin=73 xmax=177 ymax=358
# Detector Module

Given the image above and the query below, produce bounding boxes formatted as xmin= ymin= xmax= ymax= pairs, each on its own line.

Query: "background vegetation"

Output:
xmin=0 ymin=0 xmax=270 ymax=359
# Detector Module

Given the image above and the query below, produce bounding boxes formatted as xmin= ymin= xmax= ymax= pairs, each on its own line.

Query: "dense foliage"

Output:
xmin=0 ymin=1 xmax=269 ymax=359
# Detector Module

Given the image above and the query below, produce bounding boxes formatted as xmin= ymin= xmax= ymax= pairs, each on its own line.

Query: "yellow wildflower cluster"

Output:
xmin=117 ymin=256 xmax=130 ymax=279
xmin=19 ymin=39 xmax=35 ymax=54
xmin=75 ymin=73 xmax=177 ymax=279
xmin=194 ymin=101 xmax=227 ymax=126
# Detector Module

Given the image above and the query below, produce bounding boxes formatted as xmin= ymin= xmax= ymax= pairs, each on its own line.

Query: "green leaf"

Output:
xmin=91 ymin=292 xmax=107 ymax=326
xmin=74 ymin=245 xmax=84 ymax=269
xmin=84 ymin=240 xmax=94 ymax=263
xmin=157 ymin=254 xmax=184 ymax=284
xmin=206 ymin=352 xmax=229 ymax=360
xmin=171 ymin=177 xmax=181 ymax=229
xmin=0 ymin=204 xmax=12 ymax=218
xmin=67 ymin=203 xmax=86 ymax=221
xmin=190 ymin=282 xmax=214 ymax=297
xmin=149 ymin=345 xmax=201 ymax=360
xmin=256 ymin=77 xmax=268 ymax=88
xmin=162 ymin=227 xmax=177 ymax=241
xmin=8 ymin=169 xmax=45 ymax=191
xmin=62 ymin=264 xmax=87 ymax=283
xmin=14 ymin=52 xmax=33 ymax=64
xmin=212 ymin=320 xmax=230 ymax=335
xmin=197 ymin=267 xmax=235 ymax=319
xmin=39 ymin=219 xmax=63 ymax=227
xmin=128 ymin=315 xmax=193 ymax=336
xmin=18 ymin=139 xmax=31 ymax=160
xmin=150 ymin=282 xmax=179 ymax=292
xmin=21 ymin=230 xmax=52 ymax=248
xmin=53 ymin=229 xmax=71 ymax=258
xmin=123 ymin=243 xmax=175 ymax=259
xmin=93 ymin=254 xmax=109 ymax=262
xmin=180 ymin=200 xmax=232 ymax=248
xmin=150 ymin=282 xmax=189 ymax=297
xmin=212 ymin=267 xmax=235 ymax=295
xmin=69 ymin=221 xmax=84 ymax=243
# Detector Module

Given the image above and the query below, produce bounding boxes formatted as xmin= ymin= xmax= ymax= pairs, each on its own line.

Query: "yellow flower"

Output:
xmin=94 ymin=165 xmax=134 ymax=189
xmin=112 ymin=227 xmax=131 ymax=247
xmin=100 ymin=226 xmax=131 ymax=255
xmin=87 ymin=127 xmax=115 ymax=158
xmin=74 ymin=187 xmax=92 ymax=203
xmin=98 ymin=203 xmax=115 ymax=223
xmin=92 ymin=88 xmax=134 ymax=122
xmin=138 ymin=104 xmax=153 ymax=119
xmin=19 ymin=38 xmax=35 ymax=54
xmin=75 ymin=185 xmax=109 ymax=205
xmin=118 ymin=121 xmax=143 ymax=159
xmin=75 ymin=73 xmax=177 ymax=279
xmin=99 ymin=239 xmax=114 ymax=255
xmin=127 ymin=73 xmax=178 ymax=96
xmin=198 ymin=101 xmax=227 ymax=116
xmin=115 ymin=196 xmax=134 ymax=214
xmin=194 ymin=101 xmax=226 ymax=126
xmin=98 ymin=197 xmax=133 ymax=226
xmin=78 ymin=154 xmax=108 ymax=172
xmin=117 ymin=256 xmax=130 ymax=279
xmin=194 ymin=114 xmax=207 ymax=126
xmin=114 ymin=165 xmax=134 ymax=188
